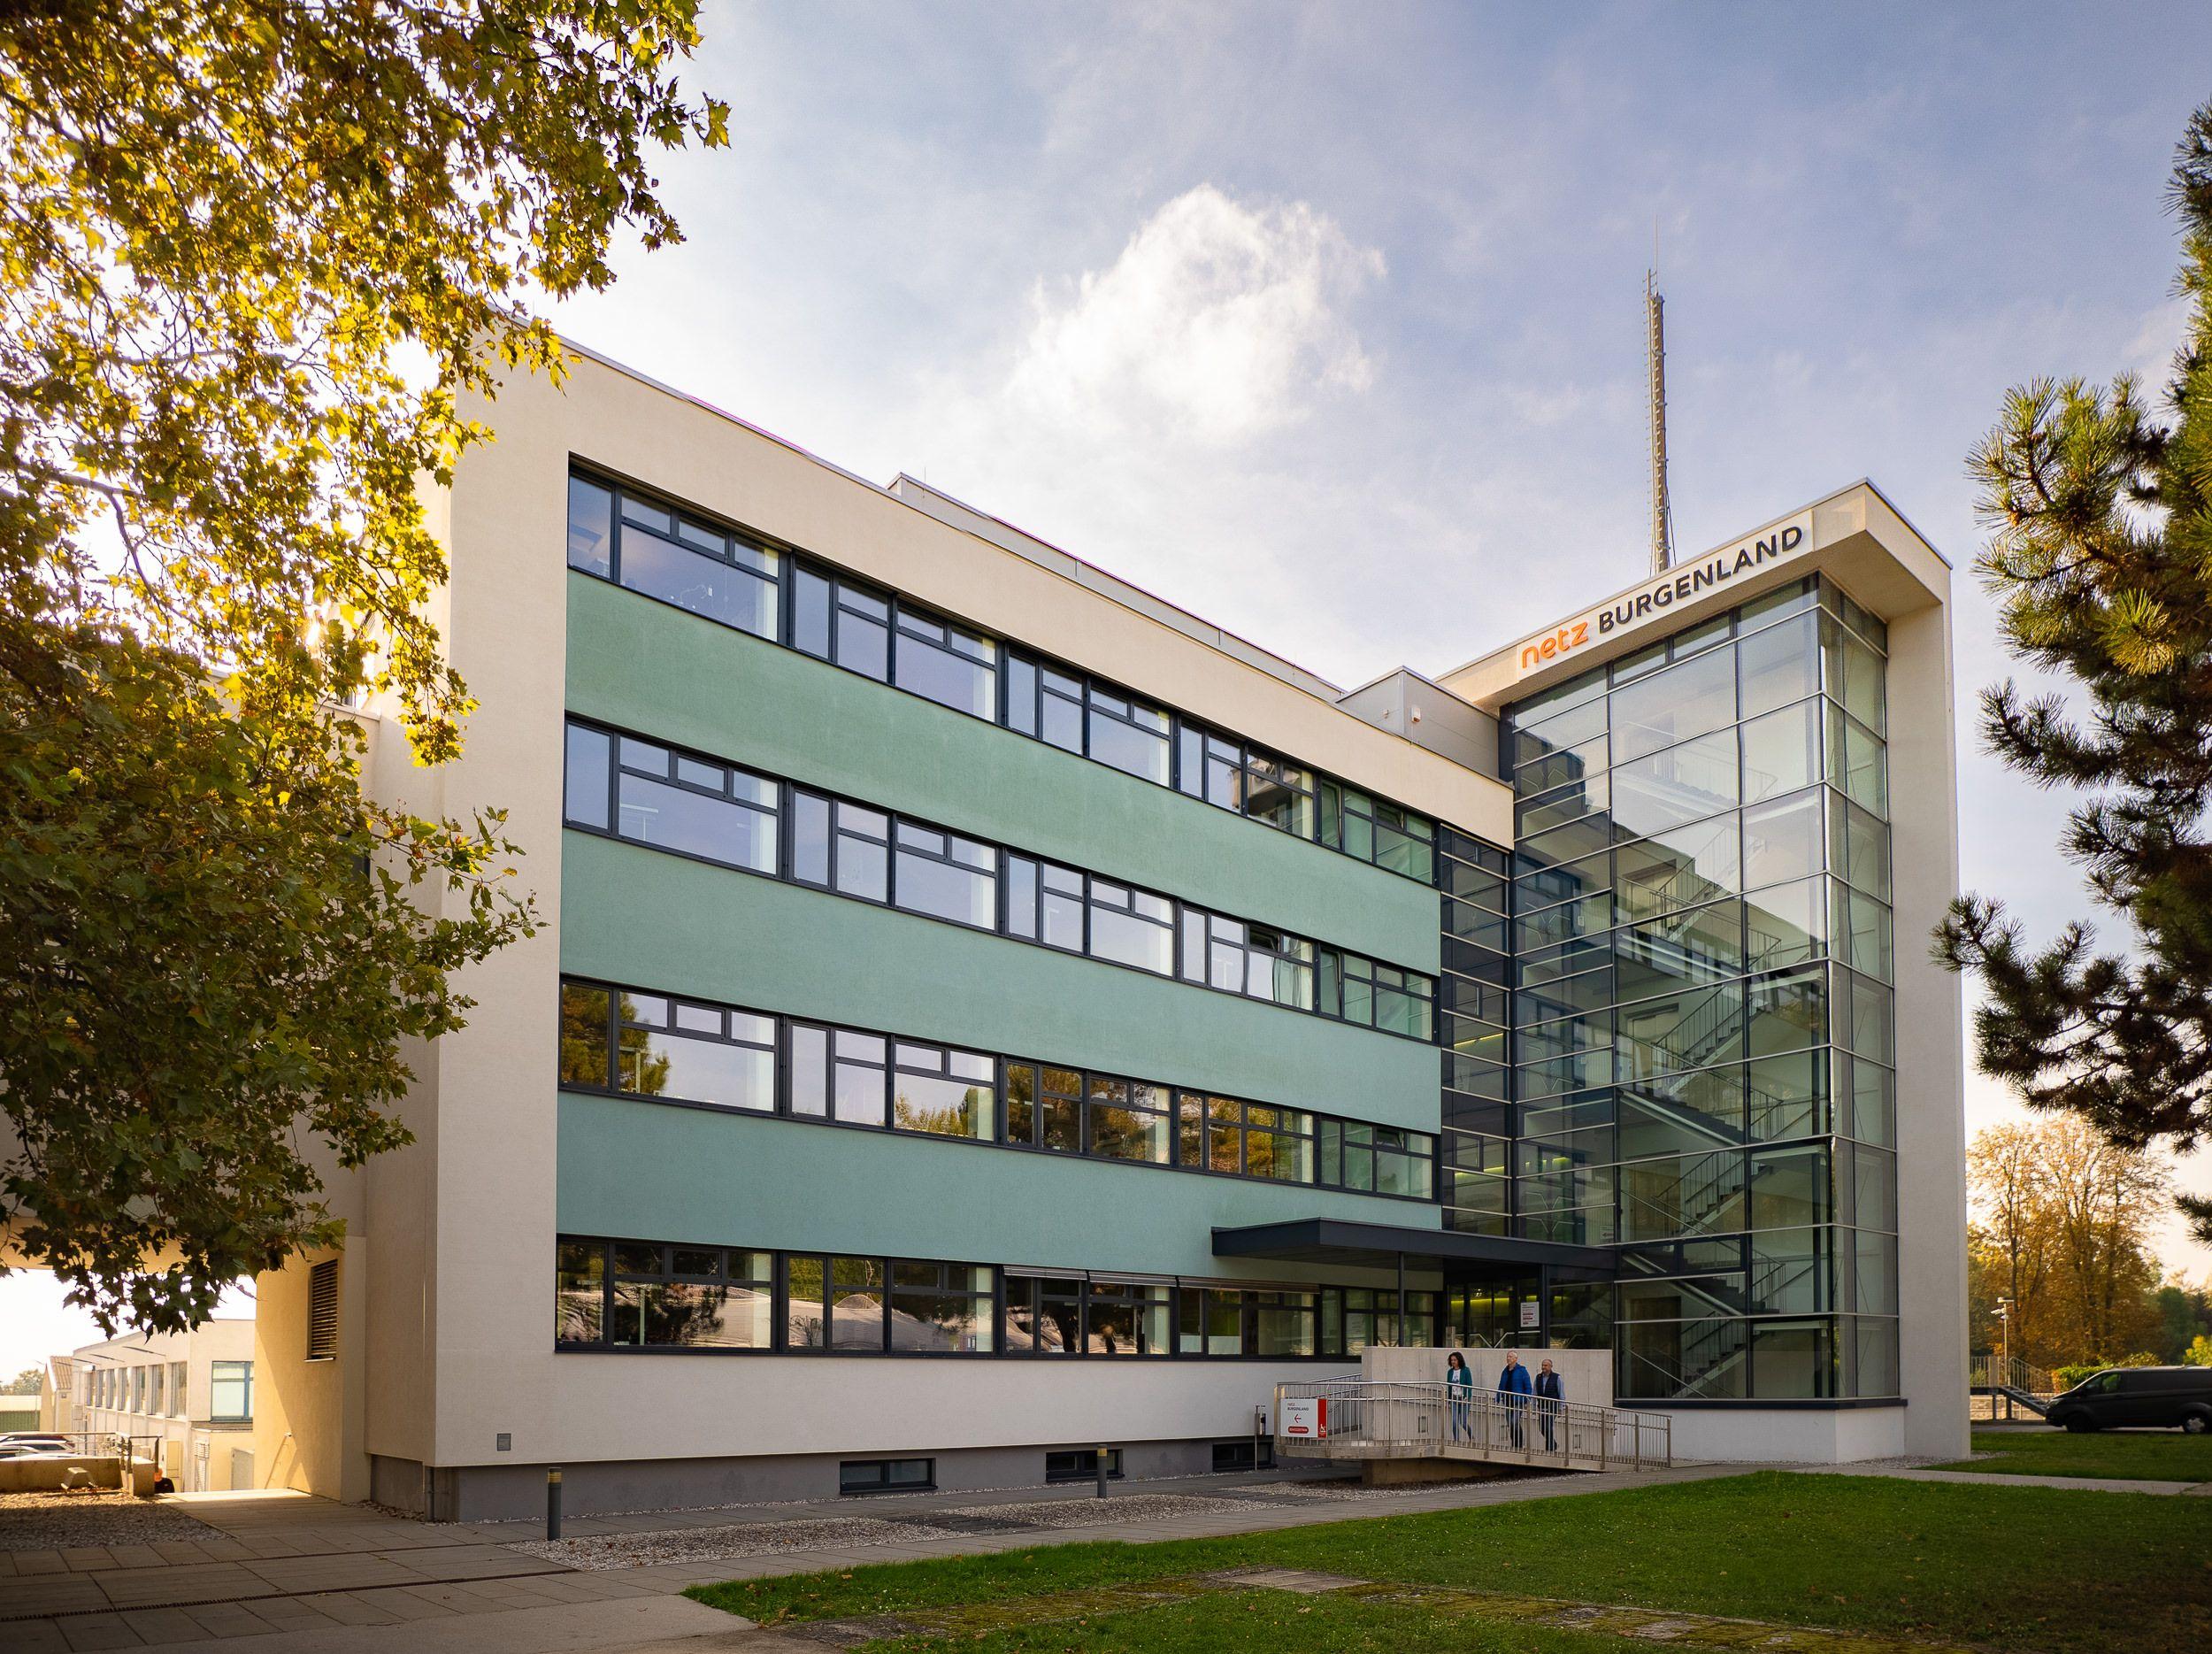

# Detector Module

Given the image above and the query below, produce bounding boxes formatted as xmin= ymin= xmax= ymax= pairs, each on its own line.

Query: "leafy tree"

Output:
xmin=1936 ymin=101 xmax=2212 ymax=1244
xmin=2188 ymin=1333 xmax=2212 ymax=1366
xmin=6 ymin=1365 xmax=41 ymax=1395
xmin=2151 ymin=1278 xmax=2212 ymax=1364
xmin=0 ymin=3 xmax=726 ymax=1332
xmin=1963 ymin=1118 xmax=2168 ymax=1369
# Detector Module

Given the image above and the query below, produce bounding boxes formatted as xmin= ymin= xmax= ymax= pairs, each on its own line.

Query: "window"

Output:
xmin=1321 ymin=951 xmax=1437 ymax=1039
xmin=1046 ymin=1448 xmax=1123 ymax=1483
xmin=564 ymin=723 xmax=781 ymax=876
xmin=307 ymin=1260 xmax=340 ymax=1361
xmin=791 ymin=793 xmax=890 ymax=902
xmin=1322 ymin=782 xmax=1437 ymax=881
xmin=1085 ymin=687 xmax=1171 ymax=783
xmin=1082 ymin=1281 xmax=1172 ymax=1355
xmin=568 ymin=473 xmax=780 ymax=640
xmin=1086 ymin=881 xmax=1174 ymax=974
xmin=892 ymin=1042 xmax=995 ymax=1140
xmin=840 ymin=1458 xmax=934 ymax=1495
xmin=169 ymin=1362 xmax=187 ymax=1416
xmin=209 ymin=1361 xmax=252 ymax=1423
xmin=787 ymin=1255 xmax=891 ymax=1351
xmin=1212 ymin=1439 xmax=1275 ymax=1472
xmin=561 ymin=983 xmax=778 ymax=1113
xmin=1007 ymin=1275 xmax=1083 ymax=1354
xmin=892 ymin=823 xmax=997 ymax=928
xmin=1178 ymin=1096 xmax=1315 ymax=1181
xmin=1085 ymin=1077 xmax=1172 ymax=1164
xmin=1182 ymin=911 xmax=1315 ymax=1009
xmin=893 ymin=611 xmax=998 ymax=719
xmin=1318 ymin=1120 xmax=1436 ymax=1198
xmin=575 ymin=1242 xmax=777 ymax=1350
xmin=792 ymin=563 xmax=999 ymax=718
xmin=889 ymin=1262 xmax=995 ymax=1352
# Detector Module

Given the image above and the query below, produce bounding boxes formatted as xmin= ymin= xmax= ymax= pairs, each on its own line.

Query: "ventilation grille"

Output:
xmin=306 ymin=1259 xmax=340 ymax=1361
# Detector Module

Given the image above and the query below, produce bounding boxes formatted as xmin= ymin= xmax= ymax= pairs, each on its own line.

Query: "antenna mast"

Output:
xmin=1646 ymin=269 xmax=1675 ymax=575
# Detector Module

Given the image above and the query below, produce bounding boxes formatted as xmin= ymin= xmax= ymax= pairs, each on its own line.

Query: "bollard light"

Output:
xmin=546 ymin=1466 xmax=564 ymax=1540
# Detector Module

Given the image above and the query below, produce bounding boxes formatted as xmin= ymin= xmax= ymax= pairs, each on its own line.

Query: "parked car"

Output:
xmin=0 ymin=1442 xmax=70 ymax=1459
xmin=0 ymin=1434 xmax=73 ymax=1450
xmin=2045 ymin=1366 xmax=2212 ymax=1433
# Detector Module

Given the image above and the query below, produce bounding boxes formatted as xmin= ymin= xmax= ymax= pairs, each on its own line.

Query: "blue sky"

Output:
xmin=7 ymin=4 xmax=2209 ymax=1372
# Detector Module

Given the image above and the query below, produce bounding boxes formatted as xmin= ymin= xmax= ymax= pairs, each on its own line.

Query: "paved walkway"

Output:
xmin=0 ymin=1465 xmax=1739 ymax=1650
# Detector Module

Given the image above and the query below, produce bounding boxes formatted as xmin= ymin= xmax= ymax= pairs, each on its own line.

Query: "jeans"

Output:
xmin=1538 ymin=1400 xmax=1559 ymax=1451
xmin=1448 ymin=1399 xmax=1471 ymax=1442
xmin=1505 ymin=1400 xmax=1525 ymax=1448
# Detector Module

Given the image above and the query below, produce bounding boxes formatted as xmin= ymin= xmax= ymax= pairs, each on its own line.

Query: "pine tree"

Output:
xmin=1937 ymin=101 xmax=2212 ymax=1244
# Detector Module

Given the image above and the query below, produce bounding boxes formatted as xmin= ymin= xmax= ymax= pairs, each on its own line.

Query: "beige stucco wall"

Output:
xmin=250 ymin=1242 xmax=370 ymax=1498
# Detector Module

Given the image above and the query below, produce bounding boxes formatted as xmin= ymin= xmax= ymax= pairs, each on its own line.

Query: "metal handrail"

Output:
xmin=1274 ymin=1377 xmax=1672 ymax=1472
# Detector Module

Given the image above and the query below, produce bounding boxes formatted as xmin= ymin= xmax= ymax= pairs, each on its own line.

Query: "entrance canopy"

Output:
xmin=1210 ymin=1218 xmax=1610 ymax=1274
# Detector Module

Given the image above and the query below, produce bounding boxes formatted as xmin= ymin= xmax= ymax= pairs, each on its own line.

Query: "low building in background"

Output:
xmin=34 ymin=1356 xmax=78 ymax=1435
xmin=68 ymin=1319 xmax=256 ymax=1490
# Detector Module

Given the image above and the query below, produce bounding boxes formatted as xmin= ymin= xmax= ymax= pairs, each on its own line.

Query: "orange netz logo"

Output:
xmin=1519 ymin=621 xmax=1589 ymax=670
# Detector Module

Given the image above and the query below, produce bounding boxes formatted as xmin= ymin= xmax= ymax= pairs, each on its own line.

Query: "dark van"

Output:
xmin=2044 ymin=1366 xmax=2212 ymax=1434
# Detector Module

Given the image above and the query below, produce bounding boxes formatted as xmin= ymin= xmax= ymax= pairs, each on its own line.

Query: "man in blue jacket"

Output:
xmin=1496 ymin=1351 xmax=1533 ymax=1447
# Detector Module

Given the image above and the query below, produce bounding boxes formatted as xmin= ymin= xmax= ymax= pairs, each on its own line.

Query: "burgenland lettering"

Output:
xmin=1517 ymin=523 xmax=1802 ymax=669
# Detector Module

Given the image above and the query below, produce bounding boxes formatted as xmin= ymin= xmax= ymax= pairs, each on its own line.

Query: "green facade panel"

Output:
xmin=560 ymin=830 xmax=1439 ymax=1129
xmin=565 ymin=572 xmax=1439 ymax=973
xmin=557 ymin=1089 xmax=1435 ymax=1281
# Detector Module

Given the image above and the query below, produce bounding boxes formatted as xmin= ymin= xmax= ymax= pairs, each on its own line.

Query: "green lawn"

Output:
xmin=1939 ymin=1427 xmax=2212 ymax=1482
xmin=687 ymin=1473 xmax=2212 ymax=1654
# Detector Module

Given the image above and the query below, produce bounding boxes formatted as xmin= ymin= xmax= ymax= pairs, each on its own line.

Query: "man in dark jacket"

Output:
xmin=1534 ymin=1358 xmax=1564 ymax=1451
xmin=1496 ymin=1352 xmax=1533 ymax=1447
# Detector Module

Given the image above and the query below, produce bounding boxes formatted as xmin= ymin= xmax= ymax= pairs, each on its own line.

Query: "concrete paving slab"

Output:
xmin=124 ymin=1594 xmax=743 ymax=1653
xmin=56 ymin=1611 xmax=144 ymax=1650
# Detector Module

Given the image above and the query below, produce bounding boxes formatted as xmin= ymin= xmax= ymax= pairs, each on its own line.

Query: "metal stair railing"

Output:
xmin=1273 ymin=1377 xmax=1672 ymax=1473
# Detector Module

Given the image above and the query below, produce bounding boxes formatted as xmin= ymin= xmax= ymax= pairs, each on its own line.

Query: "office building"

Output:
xmin=250 ymin=345 xmax=1968 ymax=1516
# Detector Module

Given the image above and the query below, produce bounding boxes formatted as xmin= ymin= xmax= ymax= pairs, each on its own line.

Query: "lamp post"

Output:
xmin=1995 ymin=1298 xmax=2013 ymax=1422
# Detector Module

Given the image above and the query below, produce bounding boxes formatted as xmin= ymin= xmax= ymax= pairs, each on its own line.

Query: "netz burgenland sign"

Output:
xmin=1512 ymin=512 xmax=1814 ymax=678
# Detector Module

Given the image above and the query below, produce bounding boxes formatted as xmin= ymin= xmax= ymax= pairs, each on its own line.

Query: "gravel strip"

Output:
xmin=0 ymin=1492 xmax=220 ymax=1552
xmin=945 ymin=1494 xmax=1258 ymax=1529
xmin=1256 ymin=1479 xmax=1460 ymax=1501
xmin=509 ymin=1515 xmax=965 ymax=1571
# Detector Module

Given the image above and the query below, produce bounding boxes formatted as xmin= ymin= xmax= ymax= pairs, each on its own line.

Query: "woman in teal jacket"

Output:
xmin=1445 ymin=1350 xmax=1473 ymax=1442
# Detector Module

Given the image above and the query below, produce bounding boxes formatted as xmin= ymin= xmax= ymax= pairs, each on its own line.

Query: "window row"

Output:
xmin=1514 ymin=760 xmax=1892 ymax=903
xmin=554 ymin=1237 xmax=1440 ymax=1358
xmin=563 ymin=718 xmax=1436 ymax=1040
xmin=1617 ymin=1311 xmax=1900 ymax=1401
xmin=569 ymin=470 xmax=1441 ymax=884
xmin=1513 ymin=963 xmax=1895 ymax=1102
xmin=559 ymin=979 xmax=1436 ymax=1199
xmin=1516 ymin=690 xmax=1888 ymax=847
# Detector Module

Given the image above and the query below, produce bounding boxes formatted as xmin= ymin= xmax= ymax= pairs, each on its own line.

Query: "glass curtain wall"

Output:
xmin=1501 ymin=576 xmax=1899 ymax=1401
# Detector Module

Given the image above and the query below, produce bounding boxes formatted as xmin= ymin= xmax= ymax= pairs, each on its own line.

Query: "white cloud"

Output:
xmin=1005 ymin=184 xmax=1385 ymax=446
